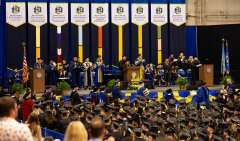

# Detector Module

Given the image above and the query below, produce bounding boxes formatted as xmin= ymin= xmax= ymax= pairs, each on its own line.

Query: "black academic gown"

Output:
xmin=70 ymin=90 xmax=81 ymax=105
xmin=56 ymin=118 xmax=71 ymax=134
xmin=134 ymin=138 xmax=145 ymax=141
xmin=110 ymin=131 xmax=122 ymax=141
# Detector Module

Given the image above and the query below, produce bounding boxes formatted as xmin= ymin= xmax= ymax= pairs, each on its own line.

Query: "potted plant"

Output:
xmin=220 ymin=75 xmax=233 ymax=85
xmin=57 ymin=81 xmax=71 ymax=95
xmin=11 ymin=83 xmax=24 ymax=97
xmin=106 ymin=79 xmax=116 ymax=93
xmin=175 ymin=77 xmax=188 ymax=90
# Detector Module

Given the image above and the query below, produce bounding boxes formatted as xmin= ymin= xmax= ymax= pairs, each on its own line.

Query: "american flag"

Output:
xmin=22 ymin=45 xmax=29 ymax=84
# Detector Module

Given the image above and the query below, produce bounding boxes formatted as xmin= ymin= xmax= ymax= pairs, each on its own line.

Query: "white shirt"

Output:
xmin=0 ymin=117 xmax=34 ymax=141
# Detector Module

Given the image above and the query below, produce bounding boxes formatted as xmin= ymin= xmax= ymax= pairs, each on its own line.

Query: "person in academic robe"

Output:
xmin=119 ymin=55 xmax=127 ymax=80
xmin=98 ymin=86 xmax=107 ymax=103
xmin=89 ymin=86 xmax=99 ymax=105
xmin=163 ymin=58 xmax=172 ymax=86
xmin=109 ymin=121 xmax=122 ymax=141
xmin=145 ymin=64 xmax=154 ymax=89
xmin=62 ymin=59 xmax=69 ymax=72
xmin=93 ymin=55 xmax=105 ymax=85
xmin=46 ymin=60 xmax=57 ymax=85
xmin=8 ymin=68 xmax=21 ymax=85
xmin=137 ymin=81 xmax=149 ymax=96
xmin=223 ymin=78 xmax=235 ymax=100
xmin=70 ymin=57 xmax=81 ymax=86
xmin=70 ymin=85 xmax=81 ymax=105
xmin=154 ymin=64 xmax=165 ymax=86
xmin=196 ymin=81 xmax=210 ymax=109
xmin=135 ymin=54 xmax=146 ymax=67
xmin=112 ymin=80 xmax=123 ymax=104
xmin=164 ymin=89 xmax=174 ymax=102
xmin=21 ymin=92 xmax=34 ymax=122
xmin=177 ymin=52 xmax=187 ymax=70
xmin=34 ymin=58 xmax=45 ymax=69
xmin=83 ymin=57 xmax=93 ymax=89
xmin=58 ymin=65 xmax=68 ymax=78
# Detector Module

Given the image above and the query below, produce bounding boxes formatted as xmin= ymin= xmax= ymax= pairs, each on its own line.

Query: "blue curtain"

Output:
xmin=0 ymin=0 xmax=7 ymax=85
xmin=186 ymin=26 xmax=197 ymax=57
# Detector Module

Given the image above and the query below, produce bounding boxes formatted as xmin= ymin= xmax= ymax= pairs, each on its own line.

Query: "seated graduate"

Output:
xmin=196 ymin=81 xmax=210 ymax=109
xmin=137 ymin=81 xmax=149 ymax=96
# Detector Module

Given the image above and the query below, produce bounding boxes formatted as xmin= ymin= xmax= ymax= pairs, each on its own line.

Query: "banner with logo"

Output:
xmin=50 ymin=3 xmax=68 ymax=65
xmin=131 ymin=3 xmax=148 ymax=55
xmin=91 ymin=3 xmax=109 ymax=27
xmin=91 ymin=3 xmax=109 ymax=58
xmin=6 ymin=2 xmax=26 ymax=27
xmin=71 ymin=3 xmax=89 ymax=62
xmin=28 ymin=2 xmax=47 ymax=62
xmin=111 ymin=3 xmax=129 ymax=62
xmin=151 ymin=3 xmax=167 ymax=64
xmin=170 ymin=4 xmax=186 ymax=26
xmin=6 ymin=2 xmax=26 ymax=70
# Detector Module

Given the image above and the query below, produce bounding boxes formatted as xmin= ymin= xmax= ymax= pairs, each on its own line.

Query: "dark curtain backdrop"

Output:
xmin=186 ymin=26 xmax=197 ymax=57
xmin=197 ymin=24 xmax=240 ymax=83
xmin=169 ymin=23 xmax=186 ymax=58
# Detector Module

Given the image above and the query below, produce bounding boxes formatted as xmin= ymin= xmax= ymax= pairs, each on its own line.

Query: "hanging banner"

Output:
xmin=28 ymin=2 xmax=47 ymax=26
xmin=131 ymin=3 xmax=148 ymax=26
xmin=6 ymin=2 xmax=26 ymax=27
xmin=91 ymin=3 xmax=109 ymax=27
xmin=151 ymin=4 xmax=167 ymax=26
xmin=71 ymin=3 xmax=89 ymax=26
xmin=50 ymin=3 xmax=68 ymax=27
xmin=111 ymin=3 xmax=129 ymax=26
xmin=170 ymin=4 xmax=186 ymax=26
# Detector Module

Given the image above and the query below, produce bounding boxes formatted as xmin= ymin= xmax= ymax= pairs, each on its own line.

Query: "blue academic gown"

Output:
xmin=135 ymin=58 xmax=146 ymax=67
xmin=112 ymin=86 xmax=122 ymax=99
xmin=197 ymin=86 xmax=210 ymax=108
xmin=163 ymin=92 xmax=174 ymax=102
xmin=137 ymin=87 xmax=149 ymax=96
xmin=70 ymin=61 xmax=81 ymax=85
xmin=93 ymin=63 xmax=105 ymax=85
xmin=98 ymin=92 xmax=107 ymax=103
xmin=46 ymin=64 xmax=56 ymax=85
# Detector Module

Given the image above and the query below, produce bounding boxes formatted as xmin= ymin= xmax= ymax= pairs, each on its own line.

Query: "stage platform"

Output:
xmin=52 ymin=85 xmax=223 ymax=103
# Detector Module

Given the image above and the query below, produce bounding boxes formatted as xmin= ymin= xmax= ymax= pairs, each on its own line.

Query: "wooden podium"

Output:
xmin=30 ymin=69 xmax=45 ymax=93
xmin=199 ymin=64 xmax=214 ymax=86
xmin=124 ymin=66 xmax=144 ymax=82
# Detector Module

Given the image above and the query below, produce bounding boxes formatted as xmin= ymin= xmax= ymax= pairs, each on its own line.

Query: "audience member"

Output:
xmin=64 ymin=121 xmax=88 ymax=141
xmin=26 ymin=113 xmax=42 ymax=141
xmin=89 ymin=118 xmax=106 ymax=141
xmin=0 ymin=96 xmax=34 ymax=141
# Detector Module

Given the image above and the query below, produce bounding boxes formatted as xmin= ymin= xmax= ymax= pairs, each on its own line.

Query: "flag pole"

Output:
xmin=22 ymin=42 xmax=28 ymax=89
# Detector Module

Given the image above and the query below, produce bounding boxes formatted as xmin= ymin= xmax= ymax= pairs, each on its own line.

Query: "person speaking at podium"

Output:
xmin=34 ymin=58 xmax=45 ymax=69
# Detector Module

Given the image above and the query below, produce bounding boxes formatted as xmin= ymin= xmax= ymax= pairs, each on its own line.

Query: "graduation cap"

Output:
xmin=134 ymin=128 xmax=142 ymax=134
xmin=113 ymin=121 xmax=120 ymax=128
xmin=230 ymin=116 xmax=240 ymax=123
xmin=214 ymin=135 xmax=223 ymax=141
xmin=71 ymin=84 xmax=79 ymax=89
xmin=64 ymin=103 xmax=73 ymax=109
xmin=139 ymin=81 xmax=144 ymax=85
xmin=179 ymin=132 xmax=190 ymax=140
xmin=34 ymin=104 xmax=40 ymax=108
xmin=103 ymin=116 xmax=111 ymax=123
xmin=53 ymin=100 xmax=60 ymax=105
xmin=166 ymin=88 xmax=173 ymax=94
xmin=167 ymin=117 xmax=177 ymax=124
xmin=124 ymin=96 xmax=130 ymax=101
xmin=148 ymin=132 xmax=157 ymax=139
xmin=61 ymin=110 xmax=68 ymax=114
